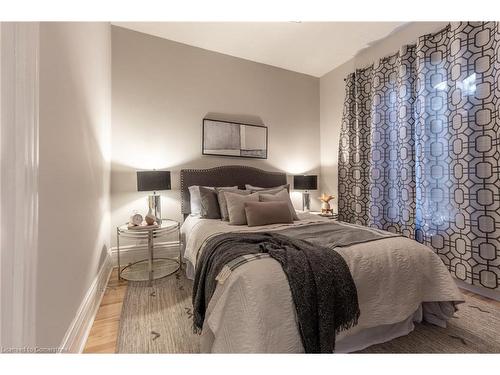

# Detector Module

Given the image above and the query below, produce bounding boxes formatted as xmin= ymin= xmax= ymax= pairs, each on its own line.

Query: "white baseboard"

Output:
xmin=59 ymin=253 xmax=113 ymax=353
xmin=109 ymin=241 xmax=180 ymax=267
xmin=455 ymin=278 xmax=500 ymax=301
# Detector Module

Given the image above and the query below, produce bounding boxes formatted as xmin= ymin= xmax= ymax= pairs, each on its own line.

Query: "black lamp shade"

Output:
xmin=137 ymin=170 xmax=171 ymax=192
xmin=293 ymin=175 xmax=318 ymax=190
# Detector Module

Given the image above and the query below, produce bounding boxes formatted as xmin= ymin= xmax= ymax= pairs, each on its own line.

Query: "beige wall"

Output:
xmin=111 ymin=26 xmax=320 ymax=244
xmin=319 ymin=22 xmax=448 ymax=212
xmin=37 ymin=22 xmax=111 ymax=347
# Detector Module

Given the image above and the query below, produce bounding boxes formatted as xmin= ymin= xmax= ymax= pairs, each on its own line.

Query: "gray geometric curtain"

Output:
xmin=338 ymin=22 xmax=500 ymax=290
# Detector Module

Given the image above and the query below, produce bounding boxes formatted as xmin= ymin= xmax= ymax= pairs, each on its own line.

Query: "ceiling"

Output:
xmin=112 ymin=22 xmax=406 ymax=77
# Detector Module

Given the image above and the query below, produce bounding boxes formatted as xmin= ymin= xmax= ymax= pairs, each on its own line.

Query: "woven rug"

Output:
xmin=116 ymin=271 xmax=500 ymax=353
xmin=116 ymin=270 xmax=199 ymax=353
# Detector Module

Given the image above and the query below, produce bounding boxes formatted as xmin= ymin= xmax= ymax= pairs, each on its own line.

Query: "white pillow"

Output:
xmin=259 ymin=189 xmax=299 ymax=221
xmin=225 ymin=191 xmax=260 ymax=225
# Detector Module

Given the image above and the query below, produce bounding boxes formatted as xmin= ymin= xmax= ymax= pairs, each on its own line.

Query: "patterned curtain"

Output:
xmin=338 ymin=22 xmax=500 ymax=290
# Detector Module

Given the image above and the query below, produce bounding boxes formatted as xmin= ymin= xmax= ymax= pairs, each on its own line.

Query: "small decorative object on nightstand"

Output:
xmin=319 ymin=193 xmax=335 ymax=215
xmin=130 ymin=213 xmax=143 ymax=226
xmin=144 ymin=212 xmax=156 ymax=225
xmin=117 ymin=219 xmax=181 ymax=286
xmin=293 ymin=175 xmax=318 ymax=211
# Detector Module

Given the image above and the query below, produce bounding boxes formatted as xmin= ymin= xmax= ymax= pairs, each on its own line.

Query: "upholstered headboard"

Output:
xmin=180 ymin=165 xmax=287 ymax=217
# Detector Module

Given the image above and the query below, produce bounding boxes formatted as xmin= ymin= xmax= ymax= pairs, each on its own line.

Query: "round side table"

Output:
xmin=117 ymin=219 xmax=181 ymax=286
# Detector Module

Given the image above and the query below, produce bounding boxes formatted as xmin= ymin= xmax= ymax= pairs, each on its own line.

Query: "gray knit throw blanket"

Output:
xmin=192 ymin=232 xmax=360 ymax=353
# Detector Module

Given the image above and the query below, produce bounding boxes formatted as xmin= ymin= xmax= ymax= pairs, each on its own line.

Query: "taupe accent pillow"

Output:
xmin=244 ymin=201 xmax=293 ymax=227
xmin=245 ymin=183 xmax=290 ymax=193
xmin=216 ymin=188 xmax=250 ymax=221
xmin=225 ymin=191 xmax=260 ymax=225
xmin=188 ymin=185 xmax=237 ymax=216
xmin=259 ymin=189 xmax=299 ymax=221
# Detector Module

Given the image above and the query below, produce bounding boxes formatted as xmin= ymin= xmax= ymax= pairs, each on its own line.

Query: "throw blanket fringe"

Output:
xmin=337 ymin=312 xmax=360 ymax=334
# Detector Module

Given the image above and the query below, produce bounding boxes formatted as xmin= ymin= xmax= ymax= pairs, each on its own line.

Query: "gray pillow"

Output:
xmin=244 ymin=201 xmax=293 ymax=227
xmin=216 ymin=188 xmax=250 ymax=221
xmin=252 ymin=187 xmax=287 ymax=195
xmin=225 ymin=191 xmax=260 ymax=225
xmin=198 ymin=186 xmax=222 ymax=219
xmin=188 ymin=185 xmax=237 ymax=216
xmin=245 ymin=183 xmax=290 ymax=193
xmin=259 ymin=189 xmax=299 ymax=221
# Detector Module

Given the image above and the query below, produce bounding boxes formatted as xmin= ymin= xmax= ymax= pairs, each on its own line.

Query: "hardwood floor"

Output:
xmin=461 ymin=288 xmax=500 ymax=309
xmin=83 ymin=268 xmax=500 ymax=353
xmin=83 ymin=268 xmax=127 ymax=353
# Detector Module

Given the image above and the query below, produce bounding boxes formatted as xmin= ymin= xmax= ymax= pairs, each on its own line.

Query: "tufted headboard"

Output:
xmin=180 ymin=165 xmax=287 ymax=218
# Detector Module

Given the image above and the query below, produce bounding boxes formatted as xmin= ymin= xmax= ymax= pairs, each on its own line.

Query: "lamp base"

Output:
xmin=148 ymin=194 xmax=162 ymax=224
xmin=302 ymin=191 xmax=310 ymax=212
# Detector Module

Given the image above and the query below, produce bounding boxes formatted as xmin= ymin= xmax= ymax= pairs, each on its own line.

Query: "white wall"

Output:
xmin=319 ymin=22 xmax=448 ymax=212
xmin=37 ymin=22 xmax=111 ymax=348
xmin=111 ymin=26 xmax=320 ymax=245
xmin=0 ymin=21 xmax=40 ymax=350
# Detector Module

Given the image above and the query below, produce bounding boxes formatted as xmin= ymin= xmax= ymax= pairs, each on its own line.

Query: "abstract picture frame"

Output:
xmin=202 ymin=118 xmax=268 ymax=159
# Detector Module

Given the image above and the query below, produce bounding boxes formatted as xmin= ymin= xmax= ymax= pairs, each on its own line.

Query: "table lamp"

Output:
xmin=293 ymin=175 xmax=318 ymax=211
xmin=137 ymin=170 xmax=171 ymax=224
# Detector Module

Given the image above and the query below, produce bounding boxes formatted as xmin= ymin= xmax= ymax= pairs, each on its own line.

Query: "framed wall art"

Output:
xmin=202 ymin=118 xmax=268 ymax=159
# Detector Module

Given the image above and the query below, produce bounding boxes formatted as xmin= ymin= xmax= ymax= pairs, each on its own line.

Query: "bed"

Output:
xmin=179 ymin=165 xmax=464 ymax=353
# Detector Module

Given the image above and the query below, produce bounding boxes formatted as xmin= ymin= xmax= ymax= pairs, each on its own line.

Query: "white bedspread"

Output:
xmin=181 ymin=213 xmax=464 ymax=353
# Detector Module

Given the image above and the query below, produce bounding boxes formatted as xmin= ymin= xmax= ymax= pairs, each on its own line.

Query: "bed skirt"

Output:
xmin=200 ymin=301 xmax=456 ymax=353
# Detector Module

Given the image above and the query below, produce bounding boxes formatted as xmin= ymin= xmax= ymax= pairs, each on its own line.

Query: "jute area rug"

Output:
xmin=116 ymin=271 xmax=500 ymax=353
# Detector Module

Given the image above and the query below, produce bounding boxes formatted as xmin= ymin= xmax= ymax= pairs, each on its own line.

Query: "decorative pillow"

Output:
xmin=259 ymin=189 xmax=299 ymax=221
xmin=225 ymin=191 xmax=260 ymax=225
xmin=188 ymin=185 xmax=237 ymax=216
xmin=198 ymin=186 xmax=222 ymax=219
xmin=251 ymin=187 xmax=287 ymax=195
xmin=244 ymin=201 xmax=293 ymax=227
xmin=216 ymin=188 xmax=251 ymax=221
xmin=245 ymin=183 xmax=290 ymax=193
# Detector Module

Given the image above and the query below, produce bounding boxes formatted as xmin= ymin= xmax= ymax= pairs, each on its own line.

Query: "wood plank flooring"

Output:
xmin=83 ymin=268 xmax=127 ymax=353
xmin=461 ymin=288 xmax=500 ymax=309
xmin=83 ymin=268 xmax=500 ymax=353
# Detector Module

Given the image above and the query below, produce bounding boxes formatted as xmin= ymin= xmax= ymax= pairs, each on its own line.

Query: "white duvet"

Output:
xmin=181 ymin=213 xmax=464 ymax=353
